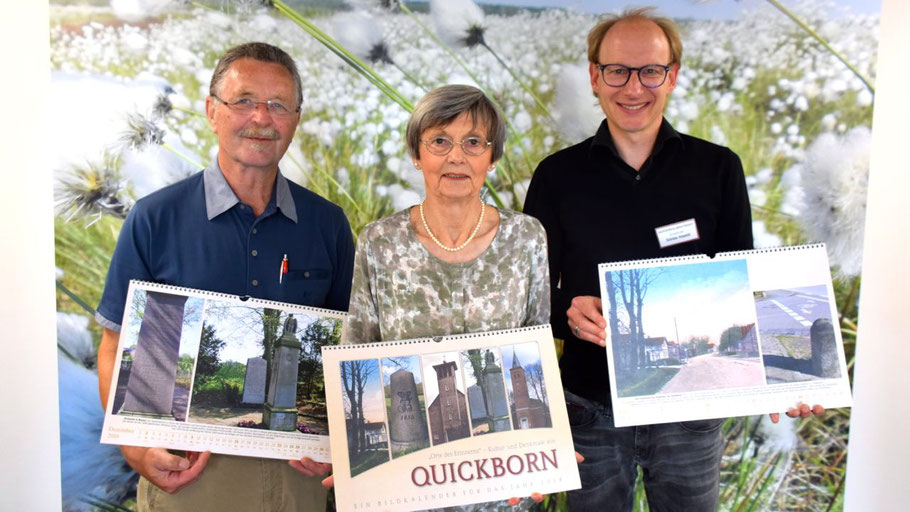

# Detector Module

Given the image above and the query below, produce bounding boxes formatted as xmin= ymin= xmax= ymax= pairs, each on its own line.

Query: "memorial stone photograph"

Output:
xmin=112 ymin=289 xmax=203 ymax=422
xmin=755 ymin=285 xmax=841 ymax=384
xmin=381 ymin=356 xmax=430 ymax=458
xmin=185 ymin=302 xmax=339 ymax=435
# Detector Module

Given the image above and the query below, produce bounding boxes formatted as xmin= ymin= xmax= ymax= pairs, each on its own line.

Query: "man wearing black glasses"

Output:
xmin=524 ymin=8 xmax=752 ymax=511
xmin=95 ymin=42 xmax=354 ymax=511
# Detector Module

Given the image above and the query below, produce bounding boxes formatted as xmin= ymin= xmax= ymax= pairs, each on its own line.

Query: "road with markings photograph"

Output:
xmin=755 ymin=289 xmax=829 ymax=333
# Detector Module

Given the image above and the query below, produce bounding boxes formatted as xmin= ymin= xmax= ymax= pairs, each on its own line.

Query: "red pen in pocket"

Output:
xmin=279 ymin=254 xmax=288 ymax=284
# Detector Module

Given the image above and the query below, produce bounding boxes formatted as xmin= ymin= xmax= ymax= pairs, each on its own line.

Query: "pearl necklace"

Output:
xmin=419 ymin=198 xmax=485 ymax=252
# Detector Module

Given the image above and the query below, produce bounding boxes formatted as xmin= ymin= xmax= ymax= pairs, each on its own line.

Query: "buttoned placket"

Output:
xmin=250 ymin=218 xmax=260 ymax=288
xmin=239 ymin=202 xmax=269 ymax=291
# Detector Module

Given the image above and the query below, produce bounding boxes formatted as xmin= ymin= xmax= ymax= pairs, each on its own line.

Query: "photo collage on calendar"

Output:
xmin=338 ymin=342 xmax=552 ymax=477
xmin=598 ymin=244 xmax=854 ymax=428
xmin=100 ymin=280 xmax=346 ymax=462
xmin=322 ymin=326 xmax=580 ymax=512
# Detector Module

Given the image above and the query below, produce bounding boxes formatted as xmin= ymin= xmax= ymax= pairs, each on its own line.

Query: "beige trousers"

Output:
xmin=137 ymin=454 xmax=327 ymax=512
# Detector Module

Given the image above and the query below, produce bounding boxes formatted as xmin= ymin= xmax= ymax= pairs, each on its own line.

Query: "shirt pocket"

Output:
xmin=283 ymin=267 xmax=331 ymax=303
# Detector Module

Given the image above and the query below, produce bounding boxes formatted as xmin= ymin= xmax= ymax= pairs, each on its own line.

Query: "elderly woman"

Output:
xmin=331 ymin=85 xmax=571 ymax=507
xmin=343 ymin=84 xmax=550 ymax=343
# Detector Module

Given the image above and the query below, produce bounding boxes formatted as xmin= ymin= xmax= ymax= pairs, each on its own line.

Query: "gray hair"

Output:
xmin=209 ymin=42 xmax=303 ymax=108
xmin=405 ymin=85 xmax=506 ymax=162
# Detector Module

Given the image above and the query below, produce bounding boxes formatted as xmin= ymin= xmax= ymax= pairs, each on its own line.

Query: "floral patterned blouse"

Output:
xmin=343 ymin=207 xmax=551 ymax=343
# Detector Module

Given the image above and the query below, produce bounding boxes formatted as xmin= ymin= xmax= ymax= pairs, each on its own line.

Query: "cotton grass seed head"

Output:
xmin=152 ymin=92 xmax=173 ymax=119
xmin=332 ymin=11 xmax=394 ymax=64
xmin=370 ymin=42 xmax=394 ymax=64
xmin=552 ymin=62 xmax=602 ymax=145
xmin=54 ymin=152 xmax=132 ymax=225
xmin=431 ymin=0 xmax=487 ymax=48
xmin=120 ymin=112 xmax=165 ymax=151
xmin=795 ymin=126 xmax=871 ymax=276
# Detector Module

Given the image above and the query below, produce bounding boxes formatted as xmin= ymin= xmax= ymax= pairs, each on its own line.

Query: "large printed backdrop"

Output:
xmin=51 ymin=1 xmax=878 ymax=510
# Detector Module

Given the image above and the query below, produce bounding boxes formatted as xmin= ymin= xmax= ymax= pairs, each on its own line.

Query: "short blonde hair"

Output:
xmin=586 ymin=7 xmax=683 ymax=66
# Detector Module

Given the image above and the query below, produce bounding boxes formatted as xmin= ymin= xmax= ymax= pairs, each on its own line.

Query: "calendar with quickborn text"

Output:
xmin=322 ymin=325 xmax=581 ymax=512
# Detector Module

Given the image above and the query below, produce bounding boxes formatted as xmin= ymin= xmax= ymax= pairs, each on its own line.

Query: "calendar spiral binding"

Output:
xmin=322 ymin=323 xmax=551 ymax=351
xmin=716 ymin=242 xmax=826 ymax=259
xmin=128 ymin=279 xmax=348 ymax=317
xmin=597 ymin=243 xmax=827 ymax=271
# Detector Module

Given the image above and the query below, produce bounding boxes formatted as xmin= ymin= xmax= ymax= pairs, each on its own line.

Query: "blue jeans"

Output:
xmin=565 ymin=390 xmax=724 ymax=512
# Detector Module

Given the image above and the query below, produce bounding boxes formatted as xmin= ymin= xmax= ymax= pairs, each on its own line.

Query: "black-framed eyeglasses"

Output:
xmin=421 ymin=136 xmax=492 ymax=156
xmin=596 ymin=63 xmax=672 ymax=88
xmin=212 ymin=95 xmax=300 ymax=117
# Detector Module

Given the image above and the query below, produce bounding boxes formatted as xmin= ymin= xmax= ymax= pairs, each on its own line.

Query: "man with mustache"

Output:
xmin=525 ymin=8 xmax=822 ymax=511
xmin=95 ymin=42 xmax=354 ymax=511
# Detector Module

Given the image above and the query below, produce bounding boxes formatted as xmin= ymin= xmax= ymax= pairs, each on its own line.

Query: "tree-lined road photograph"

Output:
xmin=605 ymin=259 xmax=765 ymax=397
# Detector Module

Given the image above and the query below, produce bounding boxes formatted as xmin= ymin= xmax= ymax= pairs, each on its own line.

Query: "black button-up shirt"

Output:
xmin=524 ymin=119 xmax=753 ymax=404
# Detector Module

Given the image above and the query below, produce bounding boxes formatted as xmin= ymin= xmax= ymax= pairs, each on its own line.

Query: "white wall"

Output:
xmin=0 ymin=1 xmax=61 ymax=510
xmin=0 ymin=0 xmax=907 ymax=509
xmin=842 ymin=0 xmax=910 ymax=508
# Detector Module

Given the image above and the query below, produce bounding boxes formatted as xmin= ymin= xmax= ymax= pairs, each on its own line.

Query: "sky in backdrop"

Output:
xmin=607 ymin=260 xmax=756 ymax=345
xmin=479 ymin=0 xmax=880 ymax=19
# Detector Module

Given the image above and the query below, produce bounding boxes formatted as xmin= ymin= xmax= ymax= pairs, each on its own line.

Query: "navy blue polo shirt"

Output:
xmin=96 ymin=161 xmax=355 ymax=331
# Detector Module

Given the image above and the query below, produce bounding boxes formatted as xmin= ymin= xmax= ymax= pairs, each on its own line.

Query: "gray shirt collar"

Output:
xmin=203 ymin=159 xmax=298 ymax=223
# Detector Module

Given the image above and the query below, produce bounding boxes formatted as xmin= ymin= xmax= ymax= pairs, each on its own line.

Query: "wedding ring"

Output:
xmin=574 ymin=324 xmax=580 ymax=337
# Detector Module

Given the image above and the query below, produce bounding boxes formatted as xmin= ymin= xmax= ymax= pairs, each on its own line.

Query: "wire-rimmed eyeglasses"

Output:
xmin=595 ymin=63 xmax=672 ymax=88
xmin=212 ymin=95 xmax=300 ymax=117
xmin=421 ymin=136 xmax=492 ymax=156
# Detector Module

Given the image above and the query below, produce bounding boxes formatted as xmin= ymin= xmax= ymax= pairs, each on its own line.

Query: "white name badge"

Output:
xmin=655 ymin=218 xmax=700 ymax=248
